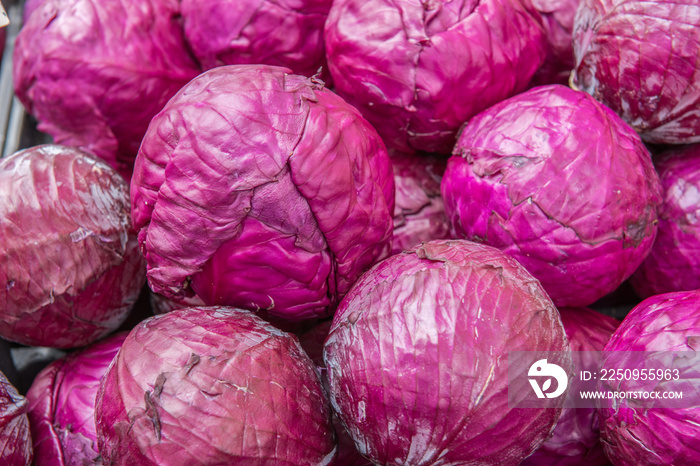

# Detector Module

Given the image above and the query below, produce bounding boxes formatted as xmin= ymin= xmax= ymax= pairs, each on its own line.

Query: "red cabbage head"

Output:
xmin=597 ymin=290 xmax=700 ymax=465
xmin=324 ymin=0 xmax=547 ymax=154
xmin=523 ymin=307 xmax=619 ymax=465
xmin=441 ymin=85 xmax=662 ymax=307
xmin=95 ymin=306 xmax=336 ymax=465
xmin=529 ymin=0 xmax=581 ymax=85
xmin=391 ymin=152 xmax=451 ymax=254
xmin=572 ymin=0 xmax=700 ymax=144
xmin=13 ymin=0 xmax=201 ymax=179
xmin=26 ymin=333 xmax=127 ymax=465
xmin=631 ymin=144 xmax=700 ymax=298
xmin=0 ymin=371 xmax=32 ymax=465
xmin=0 ymin=145 xmax=145 ymax=348
xmin=181 ymin=0 xmax=332 ymax=79
xmin=131 ymin=64 xmax=395 ymax=321
xmin=324 ymin=239 xmax=571 ymax=465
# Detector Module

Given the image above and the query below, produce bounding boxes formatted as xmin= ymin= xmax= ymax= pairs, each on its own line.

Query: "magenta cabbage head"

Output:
xmin=324 ymin=239 xmax=570 ymax=465
xmin=131 ymin=64 xmax=394 ymax=321
xmin=95 ymin=306 xmax=336 ymax=465
xmin=181 ymin=0 xmax=331 ymax=79
xmin=631 ymin=144 xmax=700 ymax=298
xmin=26 ymin=332 xmax=126 ymax=465
xmin=13 ymin=0 xmax=200 ymax=180
xmin=597 ymin=290 xmax=700 ymax=465
xmin=0 ymin=371 xmax=32 ymax=465
xmin=523 ymin=307 xmax=619 ymax=466
xmin=0 ymin=145 xmax=145 ymax=348
xmin=529 ymin=0 xmax=581 ymax=85
xmin=572 ymin=0 xmax=700 ymax=144
xmin=391 ymin=152 xmax=450 ymax=254
xmin=324 ymin=0 xmax=547 ymax=154
xmin=441 ymin=84 xmax=662 ymax=307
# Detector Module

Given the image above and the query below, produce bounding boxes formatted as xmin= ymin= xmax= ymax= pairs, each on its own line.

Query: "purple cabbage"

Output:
xmin=0 ymin=145 xmax=145 ymax=348
xmin=26 ymin=332 xmax=127 ymax=465
xmin=598 ymin=290 xmax=700 ymax=465
xmin=95 ymin=306 xmax=336 ymax=464
xmin=529 ymin=0 xmax=581 ymax=85
xmin=391 ymin=152 xmax=451 ymax=254
xmin=441 ymin=84 xmax=662 ymax=307
xmin=0 ymin=371 xmax=32 ymax=465
xmin=572 ymin=0 xmax=700 ymax=144
xmin=324 ymin=239 xmax=570 ymax=465
xmin=324 ymin=0 xmax=547 ymax=154
xmin=131 ymin=64 xmax=395 ymax=321
xmin=523 ymin=307 xmax=619 ymax=466
xmin=181 ymin=0 xmax=332 ymax=79
xmin=13 ymin=0 xmax=201 ymax=180
xmin=631 ymin=144 xmax=700 ymax=298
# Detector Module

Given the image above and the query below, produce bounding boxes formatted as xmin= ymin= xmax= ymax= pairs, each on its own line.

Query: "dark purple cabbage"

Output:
xmin=181 ymin=0 xmax=332 ymax=79
xmin=324 ymin=239 xmax=570 ymax=465
xmin=26 ymin=332 xmax=126 ymax=465
xmin=441 ymin=85 xmax=662 ymax=307
xmin=131 ymin=64 xmax=395 ymax=321
xmin=391 ymin=152 xmax=450 ymax=254
xmin=95 ymin=307 xmax=336 ymax=464
xmin=324 ymin=0 xmax=547 ymax=154
xmin=0 ymin=371 xmax=32 ymax=465
xmin=0 ymin=145 xmax=145 ymax=348
xmin=13 ymin=0 xmax=201 ymax=180
xmin=598 ymin=290 xmax=700 ymax=465
xmin=631 ymin=144 xmax=700 ymax=298
xmin=523 ymin=307 xmax=619 ymax=465
xmin=572 ymin=0 xmax=700 ymax=144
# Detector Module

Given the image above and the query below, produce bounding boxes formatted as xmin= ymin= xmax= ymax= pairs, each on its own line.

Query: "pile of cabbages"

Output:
xmin=1 ymin=0 xmax=700 ymax=464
